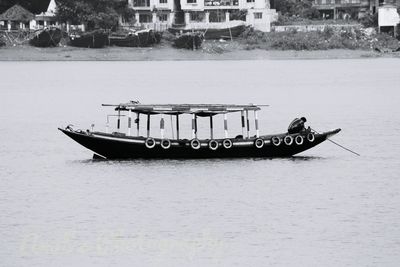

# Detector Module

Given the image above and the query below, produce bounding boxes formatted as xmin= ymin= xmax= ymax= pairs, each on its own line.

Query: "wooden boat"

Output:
xmin=69 ymin=30 xmax=108 ymax=48
xmin=108 ymin=29 xmax=161 ymax=47
xmin=29 ymin=27 xmax=62 ymax=47
xmin=173 ymin=32 xmax=204 ymax=49
xmin=168 ymin=20 xmax=246 ymax=40
xmin=59 ymin=102 xmax=341 ymax=159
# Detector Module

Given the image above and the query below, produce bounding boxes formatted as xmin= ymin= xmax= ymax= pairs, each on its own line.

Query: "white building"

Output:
xmin=128 ymin=0 xmax=277 ymax=32
xmin=128 ymin=0 xmax=175 ymax=31
xmin=31 ymin=0 xmax=58 ymax=29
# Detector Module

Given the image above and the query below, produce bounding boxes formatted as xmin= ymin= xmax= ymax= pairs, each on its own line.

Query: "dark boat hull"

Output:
xmin=69 ymin=30 xmax=108 ymax=48
xmin=173 ymin=33 xmax=203 ymax=49
xmin=29 ymin=28 xmax=62 ymax=47
xmin=109 ymin=30 xmax=161 ymax=47
xmin=59 ymin=128 xmax=340 ymax=159
xmin=169 ymin=24 xmax=245 ymax=40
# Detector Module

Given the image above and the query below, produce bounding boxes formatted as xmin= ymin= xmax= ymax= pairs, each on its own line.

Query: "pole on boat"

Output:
xmin=106 ymin=115 xmax=110 ymax=134
xmin=136 ymin=113 xmax=140 ymax=136
xmin=246 ymin=110 xmax=250 ymax=139
xmin=191 ymin=114 xmax=196 ymax=139
xmin=117 ymin=109 xmax=121 ymax=132
xmin=241 ymin=110 xmax=245 ymax=137
xmin=195 ymin=114 xmax=198 ymax=138
xmin=128 ymin=110 xmax=132 ymax=136
xmin=147 ymin=113 xmax=151 ymax=138
xmin=210 ymin=115 xmax=214 ymax=139
xmin=224 ymin=113 xmax=228 ymax=138
xmin=176 ymin=114 xmax=180 ymax=140
xmin=170 ymin=115 xmax=175 ymax=139
xmin=160 ymin=114 xmax=165 ymax=139
xmin=254 ymin=110 xmax=259 ymax=138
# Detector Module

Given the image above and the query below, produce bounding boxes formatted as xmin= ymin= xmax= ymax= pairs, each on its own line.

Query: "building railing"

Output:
xmin=132 ymin=0 xmax=151 ymax=7
xmin=204 ymin=0 xmax=239 ymax=7
xmin=314 ymin=0 xmax=364 ymax=6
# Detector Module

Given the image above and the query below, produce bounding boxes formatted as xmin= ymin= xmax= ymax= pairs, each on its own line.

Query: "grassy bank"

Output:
xmin=0 ymin=43 xmax=396 ymax=61
xmin=239 ymin=27 xmax=400 ymax=52
xmin=1 ymin=29 xmax=400 ymax=61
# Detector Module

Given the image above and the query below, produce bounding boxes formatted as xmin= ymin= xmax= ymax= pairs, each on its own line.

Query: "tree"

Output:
xmin=55 ymin=0 xmax=131 ymax=30
xmin=274 ymin=0 xmax=318 ymax=18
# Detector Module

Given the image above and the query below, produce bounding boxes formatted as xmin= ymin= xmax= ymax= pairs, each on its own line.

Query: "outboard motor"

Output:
xmin=288 ymin=117 xmax=307 ymax=134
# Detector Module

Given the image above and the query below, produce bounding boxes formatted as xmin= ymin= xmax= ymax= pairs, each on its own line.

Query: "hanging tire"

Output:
xmin=145 ymin=138 xmax=156 ymax=149
xmin=209 ymin=140 xmax=219 ymax=150
xmin=254 ymin=138 xmax=264 ymax=149
xmin=223 ymin=139 xmax=233 ymax=149
xmin=295 ymin=135 xmax=304 ymax=145
xmin=190 ymin=138 xmax=201 ymax=150
xmin=284 ymin=135 xmax=293 ymax=146
xmin=307 ymin=132 xmax=315 ymax=142
xmin=271 ymin=136 xmax=281 ymax=146
xmin=161 ymin=139 xmax=171 ymax=149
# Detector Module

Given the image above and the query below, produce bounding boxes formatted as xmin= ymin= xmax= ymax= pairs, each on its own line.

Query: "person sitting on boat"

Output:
xmin=288 ymin=117 xmax=307 ymax=134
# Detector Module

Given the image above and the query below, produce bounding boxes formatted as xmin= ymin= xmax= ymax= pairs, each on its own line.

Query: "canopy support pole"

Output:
xmin=160 ymin=114 xmax=165 ymax=139
xmin=241 ymin=110 xmax=245 ymax=138
xmin=147 ymin=114 xmax=151 ymax=138
xmin=246 ymin=110 xmax=250 ymax=139
xmin=117 ymin=110 xmax=121 ymax=132
xmin=210 ymin=115 xmax=214 ymax=139
xmin=191 ymin=114 xmax=196 ymax=139
xmin=128 ymin=110 xmax=132 ymax=136
xmin=195 ymin=114 xmax=198 ymax=138
xmin=176 ymin=115 xmax=180 ymax=140
xmin=224 ymin=113 xmax=228 ymax=138
xmin=254 ymin=110 xmax=259 ymax=138
xmin=136 ymin=113 xmax=140 ymax=136
xmin=106 ymin=116 xmax=110 ymax=134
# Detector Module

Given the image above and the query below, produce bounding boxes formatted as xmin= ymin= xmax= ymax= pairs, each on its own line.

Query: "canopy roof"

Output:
xmin=0 ymin=4 xmax=34 ymax=22
xmin=103 ymin=103 xmax=267 ymax=116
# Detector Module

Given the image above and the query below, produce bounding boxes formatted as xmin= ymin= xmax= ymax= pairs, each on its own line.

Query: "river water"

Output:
xmin=1 ymin=59 xmax=400 ymax=267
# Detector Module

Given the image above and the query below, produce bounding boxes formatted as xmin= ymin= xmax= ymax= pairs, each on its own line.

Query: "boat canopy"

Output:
xmin=102 ymin=103 xmax=268 ymax=116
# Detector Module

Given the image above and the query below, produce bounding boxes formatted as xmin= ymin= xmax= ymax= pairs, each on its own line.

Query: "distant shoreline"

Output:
xmin=0 ymin=43 xmax=399 ymax=61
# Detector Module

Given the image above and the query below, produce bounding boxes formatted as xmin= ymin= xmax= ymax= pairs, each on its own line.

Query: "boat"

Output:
xmin=59 ymin=102 xmax=341 ymax=159
xmin=108 ymin=29 xmax=161 ymax=47
xmin=29 ymin=27 xmax=62 ymax=47
xmin=173 ymin=32 xmax=204 ymax=49
xmin=69 ymin=30 xmax=108 ymax=48
xmin=168 ymin=20 xmax=246 ymax=40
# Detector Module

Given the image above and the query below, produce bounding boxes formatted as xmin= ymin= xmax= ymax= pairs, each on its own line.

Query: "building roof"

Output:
xmin=103 ymin=103 xmax=267 ymax=116
xmin=0 ymin=4 xmax=35 ymax=22
xmin=37 ymin=0 xmax=56 ymax=18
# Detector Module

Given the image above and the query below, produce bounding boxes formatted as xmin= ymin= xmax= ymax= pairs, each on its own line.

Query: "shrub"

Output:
xmin=360 ymin=12 xmax=378 ymax=28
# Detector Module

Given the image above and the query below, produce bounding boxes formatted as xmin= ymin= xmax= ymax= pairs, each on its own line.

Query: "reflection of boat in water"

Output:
xmin=173 ymin=32 xmax=203 ymax=50
xmin=59 ymin=102 xmax=341 ymax=159
xmin=29 ymin=27 xmax=62 ymax=47
xmin=168 ymin=20 xmax=246 ymax=39
xmin=108 ymin=29 xmax=161 ymax=47
xmin=69 ymin=30 xmax=108 ymax=48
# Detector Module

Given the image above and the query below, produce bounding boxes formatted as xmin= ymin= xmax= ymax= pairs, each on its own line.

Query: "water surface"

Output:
xmin=1 ymin=59 xmax=400 ymax=266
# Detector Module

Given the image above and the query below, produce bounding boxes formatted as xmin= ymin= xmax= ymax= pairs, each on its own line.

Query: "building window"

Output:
xmin=190 ymin=12 xmax=204 ymax=22
xmin=209 ymin=10 xmax=226 ymax=22
xmin=159 ymin=14 xmax=168 ymax=22
xmin=246 ymin=0 xmax=254 ymax=2
xmin=160 ymin=0 xmax=167 ymax=3
xmin=254 ymin=12 xmax=262 ymax=19
xmin=187 ymin=0 xmax=197 ymax=3
xmin=139 ymin=14 xmax=152 ymax=23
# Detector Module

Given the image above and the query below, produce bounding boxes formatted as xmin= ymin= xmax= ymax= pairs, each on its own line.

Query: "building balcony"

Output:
xmin=313 ymin=0 xmax=371 ymax=9
xmin=131 ymin=0 xmax=151 ymax=8
xmin=204 ymin=0 xmax=239 ymax=8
